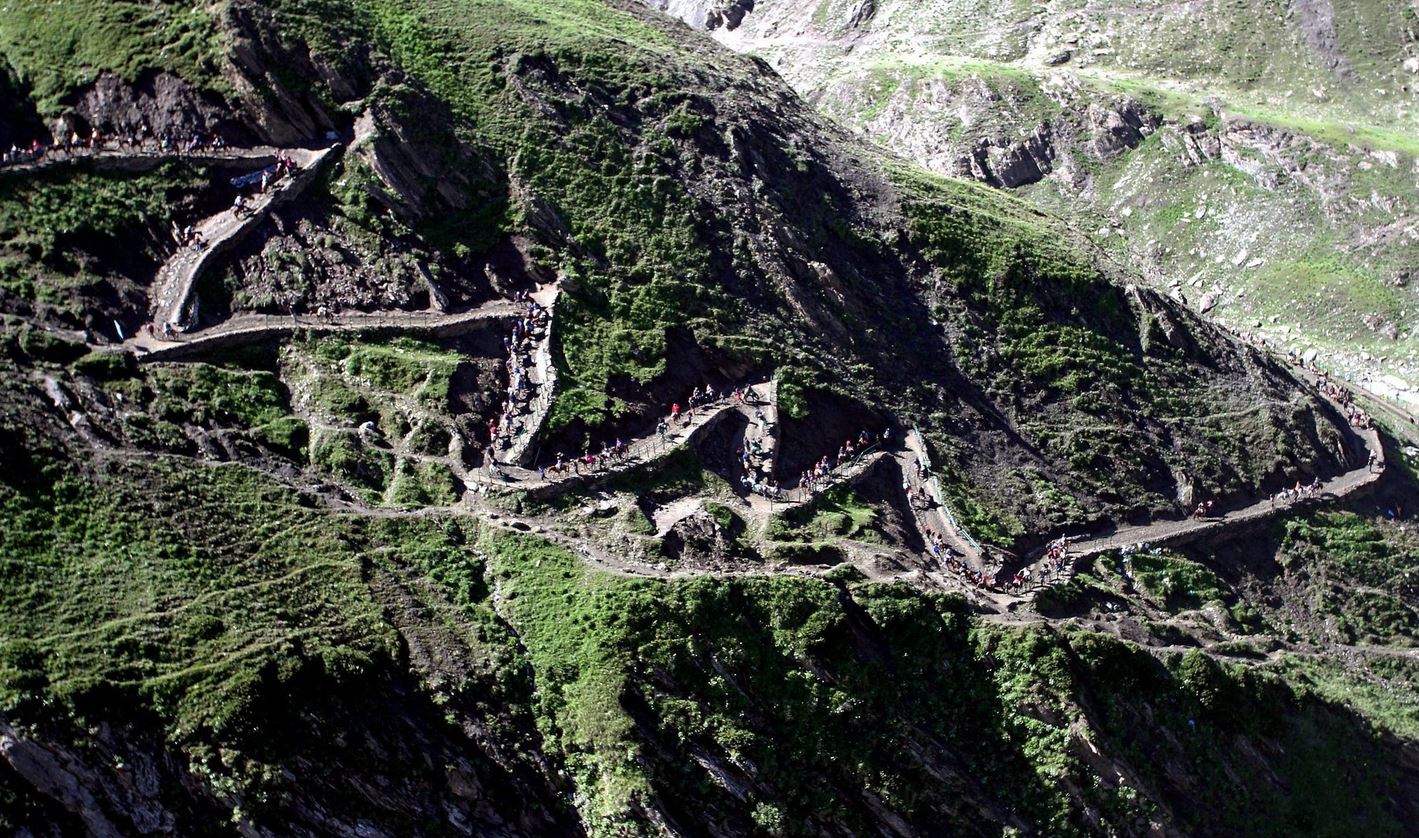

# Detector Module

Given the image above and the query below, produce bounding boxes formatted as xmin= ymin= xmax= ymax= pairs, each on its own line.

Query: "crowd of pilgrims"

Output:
xmin=900 ymin=453 xmax=1004 ymax=590
xmin=2 ymin=125 xmax=229 ymax=166
xmin=485 ymin=293 xmax=552 ymax=461
xmin=1307 ymin=364 xmax=1377 ymax=431
xmin=161 ymin=154 xmax=301 ymax=259
xmin=536 ymin=382 xmax=760 ymax=480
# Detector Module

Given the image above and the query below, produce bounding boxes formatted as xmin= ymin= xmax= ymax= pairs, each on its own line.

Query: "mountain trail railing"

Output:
xmin=908 ymin=427 xmax=982 ymax=555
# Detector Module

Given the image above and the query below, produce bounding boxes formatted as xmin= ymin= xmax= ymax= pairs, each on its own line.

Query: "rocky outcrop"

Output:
xmin=643 ymin=0 xmax=757 ymax=31
xmin=1085 ymin=98 xmax=1158 ymax=158
xmin=960 ymin=124 xmax=1056 ymax=188
xmin=0 ymin=716 xmax=181 ymax=837
xmin=352 ymin=89 xmax=494 ymax=223
xmin=56 ymin=70 xmax=253 ymax=146
xmin=846 ymin=0 xmax=877 ymax=29
xmin=221 ymin=0 xmax=375 ymax=144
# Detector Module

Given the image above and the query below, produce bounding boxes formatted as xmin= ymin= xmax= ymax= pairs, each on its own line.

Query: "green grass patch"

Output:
xmin=0 ymin=1 xmax=227 ymax=114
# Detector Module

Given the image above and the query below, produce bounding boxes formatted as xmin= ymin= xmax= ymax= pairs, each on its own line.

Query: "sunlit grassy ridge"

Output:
xmin=0 ymin=0 xmax=228 ymax=113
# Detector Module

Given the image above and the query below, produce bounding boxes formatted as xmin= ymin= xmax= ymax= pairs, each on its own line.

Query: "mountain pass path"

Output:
xmin=149 ymin=145 xmax=337 ymax=331
xmin=123 ymin=301 xmax=521 ymax=361
xmin=1019 ymin=422 xmax=1385 ymax=595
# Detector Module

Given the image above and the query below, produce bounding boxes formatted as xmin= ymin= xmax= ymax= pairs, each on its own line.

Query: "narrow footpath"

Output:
xmin=0 ymin=143 xmax=287 ymax=177
xmin=149 ymin=145 xmax=338 ymax=331
xmin=123 ymin=302 xmax=521 ymax=361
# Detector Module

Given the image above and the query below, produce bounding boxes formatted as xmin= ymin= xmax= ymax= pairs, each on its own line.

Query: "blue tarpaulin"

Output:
xmin=230 ymin=165 xmax=276 ymax=190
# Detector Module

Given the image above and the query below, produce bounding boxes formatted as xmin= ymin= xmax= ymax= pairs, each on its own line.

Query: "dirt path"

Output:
xmin=899 ymin=430 xmax=983 ymax=562
xmin=123 ymin=301 xmax=520 ymax=361
xmin=0 ymin=143 xmax=286 ymax=178
xmin=149 ymin=145 xmax=338 ymax=331
xmin=38 ymin=139 xmax=1401 ymax=618
xmin=468 ymin=390 xmax=753 ymax=492
xmin=492 ymin=286 xmax=561 ymax=466
xmin=1018 ymin=421 xmax=1385 ymax=595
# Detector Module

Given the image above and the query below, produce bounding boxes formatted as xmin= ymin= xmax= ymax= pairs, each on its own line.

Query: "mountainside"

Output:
xmin=648 ymin=0 xmax=1419 ymax=401
xmin=1 ymin=1 xmax=1418 ymax=835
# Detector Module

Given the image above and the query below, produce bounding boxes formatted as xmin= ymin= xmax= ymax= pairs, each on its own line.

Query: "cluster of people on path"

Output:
xmin=230 ymin=152 xmax=301 ymax=198
xmin=171 ymin=222 xmax=207 ymax=251
xmin=1191 ymin=499 xmax=1216 ymax=519
xmin=486 ymin=296 xmax=552 ymax=456
xmin=2 ymin=139 xmax=47 ymax=166
xmin=538 ymin=380 xmax=757 ymax=483
xmin=1307 ymin=366 xmax=1376 ymax=430
xmin=794 ymin=429 xmax=879 ymax=496
xmin=1004 ymin=536 xmax=1078 ymax=594
xmin=543 ymin=439 xmax=630 ymax=479
xmin=2 ymin=126 xmax=230 ymax=168
xmin=737 ymin=392 xmax=781 ymax=498
xmin=1269 ymin=478 xmax=1323 ymax=507
xmin=925 ymin=525 xmax=998 ymax=589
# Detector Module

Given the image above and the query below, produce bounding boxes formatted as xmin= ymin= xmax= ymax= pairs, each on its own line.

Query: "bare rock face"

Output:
xmin=1161 ymin=114 xmax=1223 ymax=166
xmin=643 ymin=0 xmax=757 ymax=32
xmin=846 ymin=0 xmax=877 ymax=29
xmin=663 ymin=511 xmax=738 ymax=566
xmin=0 ymin=716 xmax=180 ymax=837
xmin=962 ymin=125 xmax=1056 ymax=188
xmin=61 ymin=71 xmax=250 ymax=145
xmin=1086 ymin=99 xmax=1158 ymax=159
xmin=353 ymin=89 xmax=487 ymax=222
xmin=222 ymin=0 xmax=375 ymax=144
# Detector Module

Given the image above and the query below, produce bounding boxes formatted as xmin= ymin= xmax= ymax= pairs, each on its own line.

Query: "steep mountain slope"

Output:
xmin=0 ymin=1 xmax=1416 ymax=835
xmin=647 ymin=0 xmax=1419 ymax=400
xmin=0 ymin=0 xmax=1359 ymax=543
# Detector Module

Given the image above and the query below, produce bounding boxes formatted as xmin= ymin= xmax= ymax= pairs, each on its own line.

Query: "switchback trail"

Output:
xmin=149 ymin=145 xmax=338 ymax=331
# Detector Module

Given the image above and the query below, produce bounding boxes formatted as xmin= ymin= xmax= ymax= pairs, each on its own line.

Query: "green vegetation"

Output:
xmin=478 ymin=534 xmax=1414 ymax=834
xmin=1281 ymin=511 xmax=1419 ymax=593
xmin=844 ymin=54 xmax=1060 ymax=137
xmin=1279 ymin=655 xmax=1419 ymax=741
xmin=1129 ymin=549 xmax=1229 ymax=611
xmin=1279 ymin=510 xmax=1419 ymax=646
xmin=144 ymin=362 xmax=308 ymax=457
xmin=388 ymin=458 xmax=459 ymax=507
xmin=0 ymin=163 xmax=203 ymax=308
xmin=0 ymin=1 xmax=227 ymax=114
xmin=280 ymin=334 xmax=469 ymax=502
xmin=0 ymin=456 xmax=397 ymax=741
xmin=0 ymin=0 xmax=1415 ymax=832
xmin=265 ymin=0 xmax=739 ymax=431
xmin=767 ymin=484 xmax=878 ymax=541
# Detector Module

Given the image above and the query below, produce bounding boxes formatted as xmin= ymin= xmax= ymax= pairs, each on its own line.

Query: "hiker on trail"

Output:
xmin=671 ymin=403 xmax=681 ymax=425
xmin=233 ymin=194 xmax=248 ymax=217
xmin=657 ymin=418 xmax=668 ymax=443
